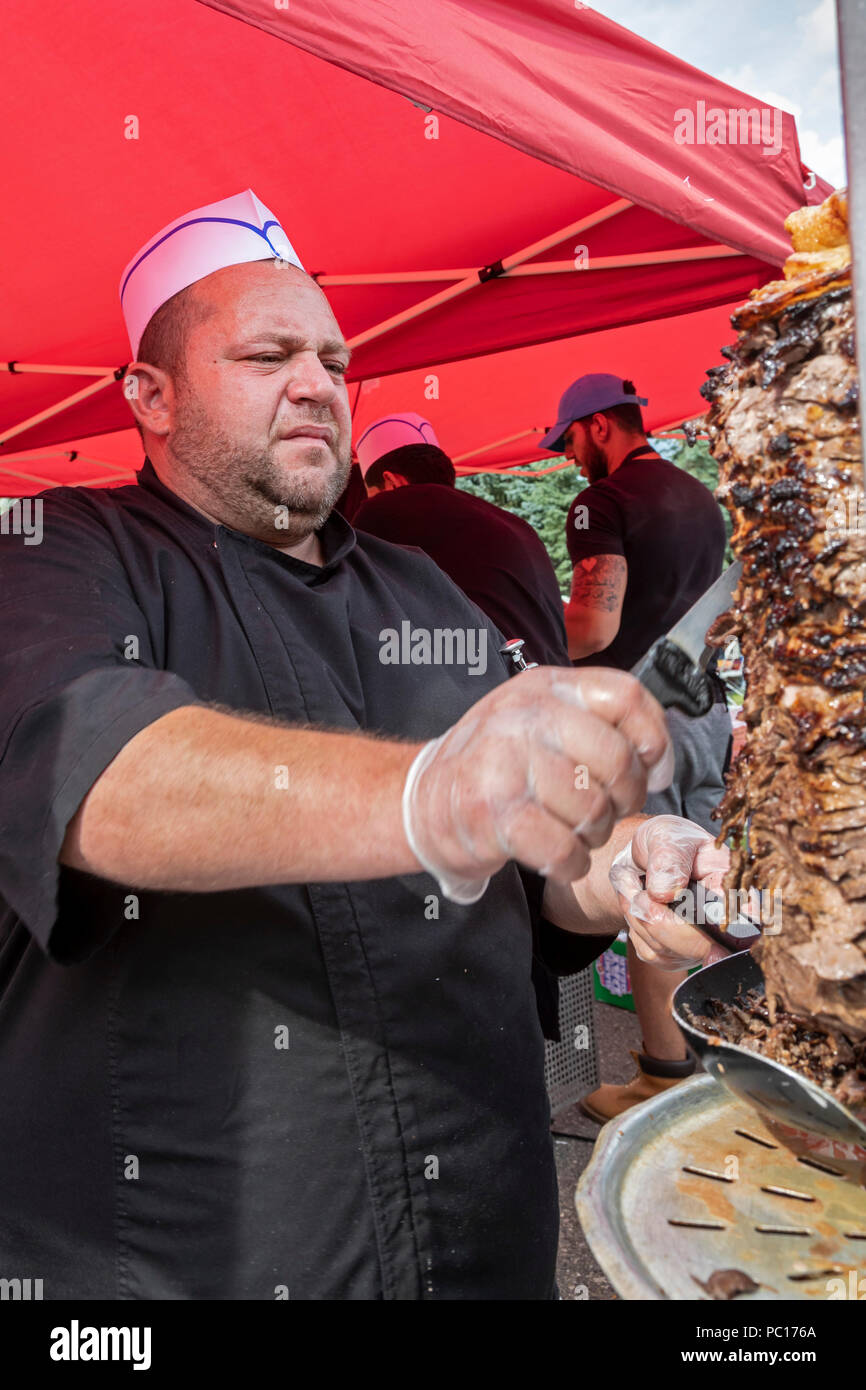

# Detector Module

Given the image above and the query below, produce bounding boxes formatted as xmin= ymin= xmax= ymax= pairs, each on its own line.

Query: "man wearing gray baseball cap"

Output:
xmin=540 ymin=372 xmax=725 ymax=669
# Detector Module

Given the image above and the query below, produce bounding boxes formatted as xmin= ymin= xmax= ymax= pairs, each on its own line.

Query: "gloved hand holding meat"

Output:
xmin=402 ymin=665 xmax=675 ymax=903
xmin=608 ymin=815 xmax=731 ymax=971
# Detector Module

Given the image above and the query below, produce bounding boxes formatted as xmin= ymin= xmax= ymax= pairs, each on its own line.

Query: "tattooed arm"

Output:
xmin=564 ymin=553 xmax=627 ymax=660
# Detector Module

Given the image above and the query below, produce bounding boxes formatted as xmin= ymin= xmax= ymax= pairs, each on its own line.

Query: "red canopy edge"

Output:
xmin=0 ymin=0 xmax=832 ymax=477
xmin=201 ymin=0 xmax=827 ymax=262
xmin=0 ymin=297 xmax=745 ymax=494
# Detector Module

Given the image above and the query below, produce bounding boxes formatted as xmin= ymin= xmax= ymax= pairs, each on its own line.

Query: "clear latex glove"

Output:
xmin=609 ymin=815 xmax=731 ymax=971
xmin=401 ymin=665 xmax=674 ymax=904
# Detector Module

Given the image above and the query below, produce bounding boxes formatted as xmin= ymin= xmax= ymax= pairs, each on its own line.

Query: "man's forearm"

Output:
xmin=563 ymin=604 xmax=607 ymax=661
xmin=60 ymin=705 xmax=424 ymax=892
xmin=542 ymin=814 xmax=649 ymax=934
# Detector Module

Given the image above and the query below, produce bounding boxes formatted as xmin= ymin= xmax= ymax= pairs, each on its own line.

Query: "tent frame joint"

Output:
xmin=478 ymin=259 xmax=506 ymax=283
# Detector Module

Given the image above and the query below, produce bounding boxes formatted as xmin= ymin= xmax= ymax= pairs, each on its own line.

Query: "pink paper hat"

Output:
xmin=355 ymin=413 xmax=441 ymax=476
xmin=120 ymin=189 xmax=303 ymax=358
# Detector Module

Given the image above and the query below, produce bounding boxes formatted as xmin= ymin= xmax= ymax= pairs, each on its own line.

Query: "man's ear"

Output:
xmin=590 ymin=412 xmax=611 ymax=444
xmin=382 ymin=470 xmax=407 ymax=492
xmin=123 ymin=363 xmax=175 ymax=438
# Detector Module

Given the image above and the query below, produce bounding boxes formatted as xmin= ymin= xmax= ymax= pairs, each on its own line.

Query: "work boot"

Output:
xmin=579 ymin=1049 xmax=695 ymax=1124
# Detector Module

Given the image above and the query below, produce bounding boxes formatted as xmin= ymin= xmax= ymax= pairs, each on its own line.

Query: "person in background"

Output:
xmin=352 ymin=413 xmax=570 ymax=669
xmin=538 ymin=371 xmax=730 ymax=1120
xmin=538 ymin=373 xmax=726 ymax=667
xmin=333 ymin=451 xmax=367 ymax=522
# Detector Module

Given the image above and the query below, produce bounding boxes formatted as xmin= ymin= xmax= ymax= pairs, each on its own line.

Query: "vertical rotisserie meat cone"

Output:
xmin=701 ymin=190 xmax=866 ymax=1041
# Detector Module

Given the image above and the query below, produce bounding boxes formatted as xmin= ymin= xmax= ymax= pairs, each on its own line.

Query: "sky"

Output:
xmin=595 ymin=0 xmax=847 ymax=186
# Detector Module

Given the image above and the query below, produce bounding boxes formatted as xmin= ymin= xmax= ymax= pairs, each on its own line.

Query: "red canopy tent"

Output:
xmin=0 ymin=0 xmax=830 ymax=493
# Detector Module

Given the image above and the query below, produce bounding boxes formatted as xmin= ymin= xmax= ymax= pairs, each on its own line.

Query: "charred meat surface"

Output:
xmin=701 ymin=190 xmax=866 ymax=1041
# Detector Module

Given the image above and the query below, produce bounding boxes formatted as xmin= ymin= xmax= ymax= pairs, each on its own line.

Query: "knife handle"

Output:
xmin=633 ymin=638 xmax=715 ymax=717
xmin=636 ymin=876 xmax=759 ymax=954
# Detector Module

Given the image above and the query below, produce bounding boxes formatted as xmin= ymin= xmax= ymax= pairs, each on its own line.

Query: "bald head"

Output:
xmin=135 ymin=285 xmax=214 ymax=405
xmin=126 ymin=259 xmax=353 ymax=547
xmin=136 ymin=260 xmax=322 ymax=384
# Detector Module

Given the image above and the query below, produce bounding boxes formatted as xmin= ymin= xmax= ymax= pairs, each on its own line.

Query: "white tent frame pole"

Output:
xmin=454 ymin=405 xmax=714 ymax=466
xmin=0 ymin=464 xmax=68 ymax=489
xmin=0 ymin=450 xmax=136 ymax=474
xmin=456 ymin=457 xmax=574 ymax=477
xmin=63 ymin=471 xmax=134 ymax=488
xmin=4 ymin=363 xmax=118 ymax=376
xmin=453 ymin=429 xmax=541 ymax=463
xmin=0 ymin=373 xmax=120 ymax=448
xmin=506 ymin=460 xmax=574 ymax=477
xmin=651 ymin=411 xmax=708 ymax=433
xmin=346 ymin=198 xmax=633 ymax=350
xmin=55 ymin=452 xmax=133 ymax=474
xmin=323 ymin=244 xmax=745 ymax=286
xmin=0 ymin=472 xmax=134 ymax=495
xmin=498 ymin=198 xmax=634 ymax=267
xmin=0 ymin=446 xmax=138 ymax=488
xmin=504 ymin=246 xmax=744 ymax=275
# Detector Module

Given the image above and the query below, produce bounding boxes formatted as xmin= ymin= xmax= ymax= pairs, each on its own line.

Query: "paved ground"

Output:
xmin=553 ymin=996 xmax=643 ymax=1300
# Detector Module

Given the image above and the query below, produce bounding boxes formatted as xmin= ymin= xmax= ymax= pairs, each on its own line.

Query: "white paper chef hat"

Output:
xmin=355 ymin=413 xmax=442 ymax=477
xmin=120 ymin=189 xmax=303 ymax=358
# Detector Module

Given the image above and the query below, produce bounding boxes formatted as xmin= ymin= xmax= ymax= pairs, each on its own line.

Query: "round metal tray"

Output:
xmin=576 ymin=1074 xmax=866 ymax=1300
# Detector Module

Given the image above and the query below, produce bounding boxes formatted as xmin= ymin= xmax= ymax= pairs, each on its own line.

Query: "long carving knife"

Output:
xmin=631 ymin=561 xmax=743 ymax=717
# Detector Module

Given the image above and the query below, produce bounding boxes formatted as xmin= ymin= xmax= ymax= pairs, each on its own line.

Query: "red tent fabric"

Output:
xmin=0 ymin=300 xmax=744 ymax=494
xmin=206 ymin=0 xmax=818 ymax=261
xmin=351 ymin=301 xmax=742 ymax=472
xmin=0 ymin=0 xmax=830 ymax=490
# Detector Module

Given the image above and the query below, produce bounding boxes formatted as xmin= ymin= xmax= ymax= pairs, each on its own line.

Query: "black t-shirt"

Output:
xmin=0 ymin=460 xmax=605 ymax=1301
xmin=566 ymin=447 xmax=727 ymax=671
xmin=353 ymin=483 xmax=569 ymax=669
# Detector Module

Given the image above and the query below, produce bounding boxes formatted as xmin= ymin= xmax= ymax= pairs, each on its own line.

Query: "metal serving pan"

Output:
xmin=674 ymin=953 xmax=866 ymax=1182
xmin=576 ymin=1073 xmax=866 ymax=1300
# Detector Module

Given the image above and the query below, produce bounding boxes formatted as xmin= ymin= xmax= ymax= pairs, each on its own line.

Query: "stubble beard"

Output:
xmin=169 ymin=396 xmax=352 ymax=544
xmin=584 ymin=439 xmax=609 ymax=485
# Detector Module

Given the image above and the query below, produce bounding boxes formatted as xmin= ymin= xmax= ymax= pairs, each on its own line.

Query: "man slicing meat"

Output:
xmin=0 ymin=190 xmax=728 ymax=1301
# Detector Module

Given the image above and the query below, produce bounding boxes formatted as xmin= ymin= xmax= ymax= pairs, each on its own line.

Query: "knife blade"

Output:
xmin=631 ymin=560 xmax=743 ymax=716
xmin=638 ymin=874 xmax=761 ymax=954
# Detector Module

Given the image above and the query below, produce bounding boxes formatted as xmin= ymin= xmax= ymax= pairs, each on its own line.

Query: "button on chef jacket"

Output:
xmin=0 ymin=459 xmax=599 ymax=1301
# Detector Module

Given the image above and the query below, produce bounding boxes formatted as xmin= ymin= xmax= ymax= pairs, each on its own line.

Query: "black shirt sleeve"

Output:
xmin=566 ymin=485 xmax=626 ymax=567
xmin=0 ymin=493 xmax=209 ymax=957
xmin=518 ymin=866 xmax=616 ymax=1041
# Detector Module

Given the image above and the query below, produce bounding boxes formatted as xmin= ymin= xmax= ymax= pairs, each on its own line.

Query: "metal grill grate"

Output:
xmin=544 ymin=967 xmax=599 ymax=1116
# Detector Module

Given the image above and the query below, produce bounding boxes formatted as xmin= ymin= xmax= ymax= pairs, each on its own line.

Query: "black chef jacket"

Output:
xmin=352 ymin=483 xmax=569 ymax=668
xmin=566 ymin=447 xmax=727 ymax=671
xmin=0 ymin=459 xmax=606 ymax=1301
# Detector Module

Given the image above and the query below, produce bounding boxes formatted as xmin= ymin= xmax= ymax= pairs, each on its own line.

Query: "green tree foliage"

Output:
xmin=456 ymin=436 xmax=732 ymax=596
xmin=457 ymin=464 xmax=579 ymax=595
